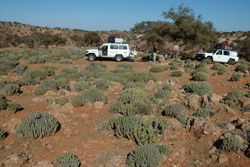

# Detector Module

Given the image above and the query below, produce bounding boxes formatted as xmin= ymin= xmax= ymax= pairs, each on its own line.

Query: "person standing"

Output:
xmin=152 ymin=45 xmax=157 ymax=62
xmin=173 ymin=42 xmax=179 ymax=59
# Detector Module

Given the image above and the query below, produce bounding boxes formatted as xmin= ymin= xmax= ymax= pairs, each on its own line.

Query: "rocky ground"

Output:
xmin=0 ymin=57 xmax=250 ymax=167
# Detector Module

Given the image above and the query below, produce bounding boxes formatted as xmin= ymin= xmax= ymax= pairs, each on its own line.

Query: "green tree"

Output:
xmin=70 ymin=34 xmax=85 ymax=47
xmin=83 ymin=32 xmax=102 ymax=46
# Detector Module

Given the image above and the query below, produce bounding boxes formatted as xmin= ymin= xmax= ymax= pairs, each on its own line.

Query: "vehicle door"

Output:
xmin=99 ymin=44 xmax=109 ymax=57
xmin=109 ymin=44 xmax=118 ymax=57
xmin=130 ymin=45 xmax=137 ymax=57
xmin=220 ymin=50 xmax=230 ymax=62
xmin=118 ymin=45 xmax=129 ymax=57
xmin=213 ymin=49 xmax=223 ymax=62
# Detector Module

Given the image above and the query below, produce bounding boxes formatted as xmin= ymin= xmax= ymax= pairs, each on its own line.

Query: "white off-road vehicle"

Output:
xmin=196 ymin=48 xmax=239 ymax=64
xmin=86 ymin=39 xmax=137 ymax=62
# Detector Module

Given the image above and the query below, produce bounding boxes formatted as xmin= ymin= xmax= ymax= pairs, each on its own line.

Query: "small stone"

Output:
xmin=218 ymin=154 xmax=228 ymax=164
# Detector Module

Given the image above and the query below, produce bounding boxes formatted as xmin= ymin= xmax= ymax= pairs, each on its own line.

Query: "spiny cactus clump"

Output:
xmin=108 ymin=115 xmax=169 ymax=145
xmin=221 ymin=135 xmax=243 ymax=152
xmin=193 ymin=107 xmax=216 ymax=118
xmin=71 ymin=88 xmax=108 ymax=107
xmin=0 ymin=129 xmax=8 ymax=140
xmin=15 ymin=64 xmax=28 ymax=76
xmin=16 ymin=111 xmax=60 ymax=140
xmin=55 ymin=152 xmax=80 ymax=167
xmin=182 ymin=81 xmax=213 ymax=96
xmin=126 ymin=144 xmax=169 ymax=167
xmin=154 ymin=90 xmax=172 ymax=103
xmin=110 ymin=88 xmax=152 ymax=115
xmin=61 ymin=66 xmax=78 ymax=74
xmin=163 ymin=104 xmax=185 ymax=118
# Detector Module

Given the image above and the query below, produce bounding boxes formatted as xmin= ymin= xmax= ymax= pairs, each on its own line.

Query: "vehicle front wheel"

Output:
xmin=207 ymin=57 xmax=213 ymax=64
xmin=228 ymin=59 xmax=235 ymax=65
xmin=114 ymin=55 xmax=123 ymax=62
xmin=88 ymin=54 xmax=96 ymax=61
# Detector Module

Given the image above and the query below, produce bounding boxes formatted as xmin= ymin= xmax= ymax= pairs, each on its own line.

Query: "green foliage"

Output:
xmin=212 ymin=64 xmax=227 ymax=75
xmin=123 ymin=82 xmax=146 ymax=90
xmin=154 ymin=90 xmax=172 ymax=103
xmin=0 ymin=129 xmax=8 ymax=140
xmin=84 ymin=63 xmax=106 ymax=73
xmin=162 ymin=84 xmax=173 ymax=91
xmin=111 ymin=88 xmax=152 ymax=115
xmin=170 ymin=64 xmax=179 ymax=70
xmin=112 ymin=68 xmax=136 ymax=73
xmin=34 ymin=79 xmax=58 ymax=95
xmin=50 ymin=98 xmax=69 ymax=106
xmin=110 ymin=101 xmax=153 ymax=116
xmin=178 ymin=115 xmax=188 ymax=125
xmin=118 ymin=88 xmax=149 ymax=104
xmin=191 ymin=71 xmax=209 ymax=81
xmin=117 ymin=63 xmax=133 ymax=69
xmin=230 ymin=73 xmax=242 ymax=81
xmin=62 ymin=66 xmax=78 ymax=74
xmin=150 ymin=65 xmax=165 ymax=73
xmin=163 ymin=104 xmax=185 ymax=118
xmin=71 ymin=88 xmax=108 ymax=107
xmin=83 ymin=32 xmax=102 ymax=46
xmin=225 ymin=90 xmax=246 ymax=101
xmin=0 ymin=94 xmax=8 ymax=111
xmin=221 ymin=135 xmax=243 ymax=152
xmin=55 ymin=152 xmax=80 ymax=167
xmin=236 ymin=63 xmax=249 ymax=72
xmin=74 ymin=81 xmax=91 ymax=92
xmin=56 ymin=78 xmax=70 ymax=90
xmin=126 ymin=144 xmax=168 ymax=167
xmin=22 ymin=68 xmax=46 ymax=85
xmin=182 ymin=82 xmax=213 ymax=96
xmin=224 ymin=100 xmax=235 ymax=108
xmin=94 ymin=79 xmax=109 ymax=91
xmin=15 ymin=64 xmax=28 ymax=76
xmin=1 ymin=83 xmax=21 ymax=96
xmin=171 ymin=70 xmax=184 ymax=77
xmin=108 ymin=115 xmax=169 ymax=145
xmin=58 ymin=59 xmax=72 ymax=64
xmin=43 ymin=68 xmax=55 ymax=76
xmin=246 ymin=93 xmax=250 ymax=98
xmin=16 ymin=111 xmax=60 ymax=140
xmin=193 ymin=107 xmax=216 ymax=117
xmin=7 ymin=103 xmax=21 ymax=112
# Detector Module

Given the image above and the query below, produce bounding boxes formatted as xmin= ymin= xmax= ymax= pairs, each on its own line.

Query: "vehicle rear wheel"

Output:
xmin=207 ymin=57 xmax=213 ymax=64
xmin=88 ymin=54 xmax=96 ymax=61
xmin=228 ymin=59 xmax=235 ymax=65
xmin=114 ymin=55 xmax=123 ymax=62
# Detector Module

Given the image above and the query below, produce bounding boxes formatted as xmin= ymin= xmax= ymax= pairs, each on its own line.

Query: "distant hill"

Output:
xmin=0 ymin=21 xmax=140 ymax=49
xmin=0 ymin=21 xmax=249 ymax=59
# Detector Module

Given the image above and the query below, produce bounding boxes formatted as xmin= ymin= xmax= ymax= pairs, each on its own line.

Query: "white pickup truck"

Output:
xmin=86 ymin=42 xmax=137 ymax=62
xmin=196 ymin=49 xmax=239 ymax=64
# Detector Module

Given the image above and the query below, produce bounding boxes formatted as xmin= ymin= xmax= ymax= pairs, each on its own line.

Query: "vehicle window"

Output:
xmin=110 ymin=45 xmax=118 ymax=49
xmin=216 ymin=50 xmax=222 ymax=55
xmin=224 ymin=51 xmax=230 ymax=56
xmin=119 ymin=45 xmax=127 ymax=50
